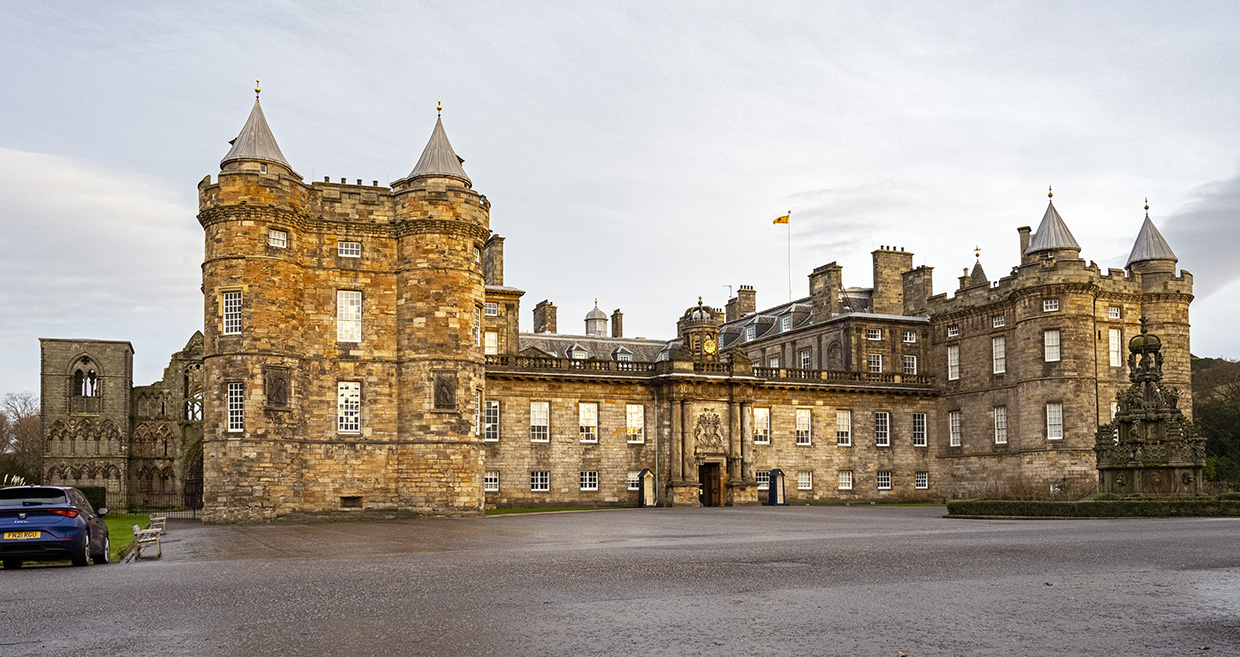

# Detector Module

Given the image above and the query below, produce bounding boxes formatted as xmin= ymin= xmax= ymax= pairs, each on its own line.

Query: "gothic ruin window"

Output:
xmin=72 ymin=368 xmax=98 ymax=397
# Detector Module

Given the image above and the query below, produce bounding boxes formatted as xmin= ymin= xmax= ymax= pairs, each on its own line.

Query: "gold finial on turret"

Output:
xmin=1048 ymin=184 xmax=1053 ymax=199
xmin=1145 ymin=197 xmax=1150 ymax=211
xmin=255 ymin=76 xmax=261 ymax=99
xmin=437 ymin=98 xmax=442 ymax=117
xmin=974 ymin=245 xmax=981 ymax=262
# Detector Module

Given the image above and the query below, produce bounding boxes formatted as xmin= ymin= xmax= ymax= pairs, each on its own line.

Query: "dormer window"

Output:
xmin=268 ymin=229 xmax=287 ymax=248
xmin=613 ymin=347 xmax=633 ymax=362
xmin=569 ymin=346 xmax=588 ymax=360
xmin=745 ymin=326 xmax=756 ymax=342
xmin=781 ymin=315 xmax=792 ymax=332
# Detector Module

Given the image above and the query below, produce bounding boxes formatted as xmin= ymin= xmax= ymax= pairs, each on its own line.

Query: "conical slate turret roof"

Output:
xmin=1126 ymin=214 xmax=1177 ymax=267
xmin=401 ymin=116 xmax=471 ymax=186
xmin=970 ymin=260 xmax=988 ymax=285
xmin=1025 ymin=200 xmax=1081 ymax=255
xmin=221 ymin=99 xmax=293 ymax=170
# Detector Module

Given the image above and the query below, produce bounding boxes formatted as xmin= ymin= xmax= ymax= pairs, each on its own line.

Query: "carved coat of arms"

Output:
xmin=694 ymin=409 xmax=724 ymax=453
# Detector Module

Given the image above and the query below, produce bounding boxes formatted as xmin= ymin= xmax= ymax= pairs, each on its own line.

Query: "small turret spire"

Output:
xmin=1025 ymin=186 xmax=1081 ymax=255
xmin=1048 ymin=184 xmax=1053 ymax=199
xmin=395 ymin=104 xmax=472 ymax=187
xmin=1125 ymin=199 xmax=1178 ymax=268
xmin=437 ymin=98 xmax=442 ymax=117
xmin=221 ymin=87 xmax=296 ymax=176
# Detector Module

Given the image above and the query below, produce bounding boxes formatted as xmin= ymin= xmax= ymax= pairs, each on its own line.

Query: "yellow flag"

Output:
xmin=772 ymin=213 xmax=790 ymax=225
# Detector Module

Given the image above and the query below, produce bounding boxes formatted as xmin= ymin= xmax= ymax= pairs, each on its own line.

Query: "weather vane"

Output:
xmin=974 ymin=245 xmax=981 ymax=262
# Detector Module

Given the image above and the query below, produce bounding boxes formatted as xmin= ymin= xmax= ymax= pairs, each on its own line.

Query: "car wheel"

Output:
xmin=71 ymin=532 xmax=90 ymax=567
xmin=2 ymin=559 xmax=21 ymax=570
xmin=93 ymin=534 xmax=111 ymax=565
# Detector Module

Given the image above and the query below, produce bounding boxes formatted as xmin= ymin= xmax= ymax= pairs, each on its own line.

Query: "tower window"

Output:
xmin=1043 ymin=299 xmax=1060 ymax=312
xmin=338 ymin=241 xmax=362 ymax=258
xmin=268 ymin=229 xmax=287 ymax=248
xmin=337 ymin=291 xmax=362 ymax=342
xmin=222 ymin=291 xmax=242 ymax=335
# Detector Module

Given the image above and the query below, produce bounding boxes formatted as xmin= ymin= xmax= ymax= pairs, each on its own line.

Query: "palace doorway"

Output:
xmin=698 ymin=462 xmax=723 ymax=507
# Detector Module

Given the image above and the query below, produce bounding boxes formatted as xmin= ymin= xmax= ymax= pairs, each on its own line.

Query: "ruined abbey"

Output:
xmin=39 ymin=95 xmax=1194 ymax=521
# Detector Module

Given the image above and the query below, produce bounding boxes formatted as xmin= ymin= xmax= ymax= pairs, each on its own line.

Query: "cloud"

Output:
xmin=1162 ymin=170 xmax=1240 ymax=299
xmin=0 ymin=148 xmax=201 ymax=394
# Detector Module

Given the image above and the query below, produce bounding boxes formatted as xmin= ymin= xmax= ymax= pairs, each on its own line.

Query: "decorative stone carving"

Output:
xmin=264 ymin=367 xmax=290 ymax=409
xmin=434 ymin=372 xmax=457 ymax=410
xmin=694 ymin=409 xmax=724 ymax=454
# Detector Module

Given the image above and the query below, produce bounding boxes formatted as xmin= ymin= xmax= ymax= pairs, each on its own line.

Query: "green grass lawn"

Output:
xmin=103 ymin=513 xmax=148 ymax=560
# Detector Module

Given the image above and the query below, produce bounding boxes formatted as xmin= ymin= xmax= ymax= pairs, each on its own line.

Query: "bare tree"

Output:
xmin=1 ymin=391 xmax=41 ymax=482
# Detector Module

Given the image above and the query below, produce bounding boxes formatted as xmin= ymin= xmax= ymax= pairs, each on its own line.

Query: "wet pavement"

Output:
xmin=2 ymin=506 xmax=1239 ymax=656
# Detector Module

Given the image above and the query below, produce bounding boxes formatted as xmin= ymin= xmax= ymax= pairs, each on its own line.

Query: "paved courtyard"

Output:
xmin=2 ymin=506 xmax=1239 ymax=656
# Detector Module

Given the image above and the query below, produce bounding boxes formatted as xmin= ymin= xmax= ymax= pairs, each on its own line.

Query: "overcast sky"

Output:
xmin=1 ymin=1 xmax=1237 ymax=395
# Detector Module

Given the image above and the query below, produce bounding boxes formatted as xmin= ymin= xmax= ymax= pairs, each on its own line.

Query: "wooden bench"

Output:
xmin=147 ymin=514 xmax=167 ymax=533
xmin=132 ymin=525 xmax=162 ymax=559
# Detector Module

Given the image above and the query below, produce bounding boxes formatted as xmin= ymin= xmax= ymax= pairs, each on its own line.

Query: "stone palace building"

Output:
xmin=39 ymin=96 xmax=1193 ymax=521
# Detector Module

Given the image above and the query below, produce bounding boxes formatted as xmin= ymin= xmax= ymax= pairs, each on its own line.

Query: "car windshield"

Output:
xmin=0 ymin=488 xmax=68 ymax=507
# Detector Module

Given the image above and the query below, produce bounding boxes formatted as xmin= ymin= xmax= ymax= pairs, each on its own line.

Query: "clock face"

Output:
xmin=703 ymin=338 xmax=717 ymax=354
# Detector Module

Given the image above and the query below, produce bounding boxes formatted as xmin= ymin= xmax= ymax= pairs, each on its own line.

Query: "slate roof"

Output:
xmin=398 ymin=116 xmax=471 ymax=186
xmin=517 ymin=333 xmax=668 ymax=362
xmin=1025 ymin=201 xmax=1081 ymax=254
xmin=221 ymin=99 xmax=294 ymax=171
xmin=1126 ymin=214 xmax=1178 ymax=267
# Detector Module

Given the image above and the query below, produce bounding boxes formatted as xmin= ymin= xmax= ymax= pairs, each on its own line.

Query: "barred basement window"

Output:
xmin=337 ymin=382 xmax=360 ymax=434
xmin=338 ymin=241 xmax=361 ymax=257
xmin=836 ymin=410 xmax=852 ymax=446
xmin=227 ymin=382 xmax=244 ymax=432
xmin=1046 ymin=402 xmax=1064 ymax=440
xmin=753 ymin=408 xmax=771 ymax=444
xmin=876 ymin=470 xmax=892 ymax=490
xmin=875 ymin=411 xmax=890 ymax=447
xmin=903 ymin=331 xmax=917 ymax=343
xmin=915 ymin=471 xmax=929 ymax=490
xmin=1044 ymin=329 xmax=1061 ymax=362
xmin=949 ymin=410 xmax=961 ymax=447
xmin=837 ymin=470 xmax=853 ymax=490
xmin=337 ymin=291 xmax=362 ymax=342
xmin=485 ymin=302 xmax=498 ymax=316
xmin=579 ymin=403 xmax=598 ymax=443
xmin=268 ymin=229 xmax=287 ymax=248
xmin=994 ymin=405 xmax=1008 ymax=444
xmin=903 ymin=355 xmax=917 ymax=376
xmin=530 ymin=402 xmax=549 ymax=442
xmin=912 ymin=412 xmax=927 ymax=447
xmin=484 ymin=470 xmax=500 ymax=492
xmin=947 ymin=345 xmax=960 ymax=381
xmin=867 ymin=328 xmax=882 ymax=340
xmin=797 ymin=471 xmax=813 ymax=491
xmin=530 ymin=471 xmax=549 ymax=492
xmin=580 ymin=471 xmax=599 ymax=491
xmin=484 ymin=400 xmax=500 ymax=441
xmin=868 ymin=353 xmax=883 ymax=373
xmin=756 ymin=470 xmax=770 ymax=490
xmin=627 ymin=471 xmax=641 ymax=490
xmin=626 ymin=404 xmax=645 ymax=443
xmin=222 ymin=291 xmax=242 ymax=335
xmin=992 ymin=336 xmax=1006 ymax=374
xmin=1044 ymin=298 xmax=1059 ymax=312
xmin=796 ymin=408 xmax=812 ymax=445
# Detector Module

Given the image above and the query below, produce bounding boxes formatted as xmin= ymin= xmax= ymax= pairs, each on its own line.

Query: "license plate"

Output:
xmin=3 ymin=531 xmax=41 ymax=540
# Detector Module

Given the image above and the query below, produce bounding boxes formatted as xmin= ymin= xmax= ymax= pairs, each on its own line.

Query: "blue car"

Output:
xmin=1 ymin=486 xmax=110 ymax=569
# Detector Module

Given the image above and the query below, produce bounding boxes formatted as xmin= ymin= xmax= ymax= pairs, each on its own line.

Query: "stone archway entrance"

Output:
xmin=698 ymin=462 xmax=723 ymax=507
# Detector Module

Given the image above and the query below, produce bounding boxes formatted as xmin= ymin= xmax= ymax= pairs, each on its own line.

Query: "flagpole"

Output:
xmin=786 ymin=210 xmax=792 ymax=302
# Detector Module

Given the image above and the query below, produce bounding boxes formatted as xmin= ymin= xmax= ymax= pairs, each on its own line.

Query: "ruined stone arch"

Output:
xmin=66 ymin=353 xmax=103 ymax=398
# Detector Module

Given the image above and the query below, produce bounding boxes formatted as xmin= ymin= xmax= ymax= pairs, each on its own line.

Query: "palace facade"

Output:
xmin=40 ymin=98 xmax=1193 ymax=521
